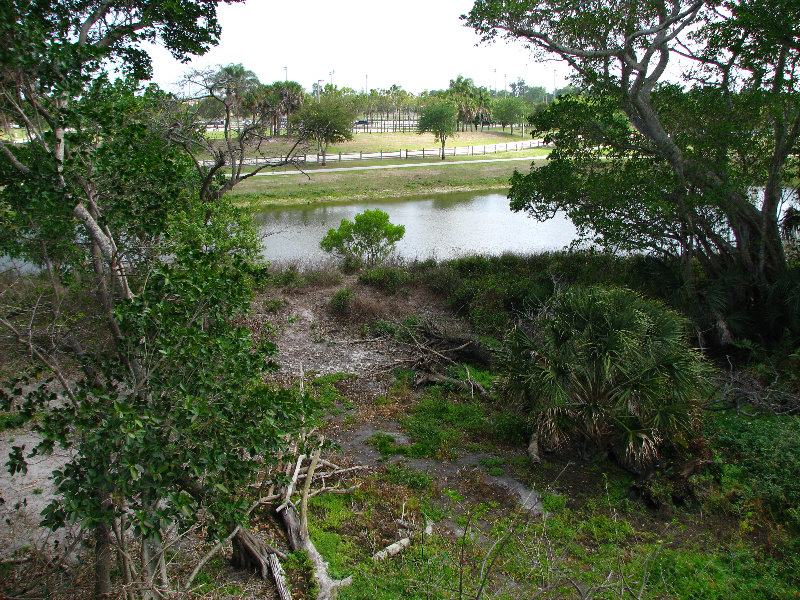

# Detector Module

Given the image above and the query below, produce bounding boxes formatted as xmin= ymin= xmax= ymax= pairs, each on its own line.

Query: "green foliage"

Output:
xmin=284 ymin=551 xmax=319 ymax=600
xmin=467 ymin=0 xmax=800 ymax=348
xmin=382 ymin=464 xmax=433 ymax=491
xmin=367 ymin=432 xmax=399 ymax=458
xmin=492 ymin=96 xmax=525 ymax=130
xmin=540 ymin=492 xmax=567 ymax=512
xmin=358 ymin=266 xmax=410 ymax=294
xmin=0 ymin=411 xmax=29 ymax=432
xmin=417 ymin=101 xmax=458 ymax=159
xmin=497 ymin=285 xmax=712 ymax=468
xmin=36 ymin=248 xmax=313 ymax=538
xmin=709 ymin=411 xmax=800 ymax=528
xmin=320 ymin=209 xmax=405 ymax=268
xmin=328 ymin=288 xmax=355 ymax=315
xmin=310 ymin=372 xmax=354 ymax=408
xmin=293 ymin=96 xmax=357 ymax=165
xmin=401 ymin=392 xmax=489 ymax=459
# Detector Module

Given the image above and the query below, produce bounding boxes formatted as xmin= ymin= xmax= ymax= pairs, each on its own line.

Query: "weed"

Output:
xmin=310 ymin=372 xmax=355 ymax=408
xmin=284 ymin=551 xmax=319 ymax=600
xmin=367 ymin=432 xmax=402 ymax=457
xmin=329 ymin=288 xmax=355 ymax=316
xmin=383 ymin=464 xmax=432 ymax=491
xmin=0 ymin=411 xmax=29 ymax=431
xmin=358 ymin=266 xmax=410 ymax=295
xmin=541 ymin=492 xmax=568 ymax=512
xmin=478 ymin=456 xmax=506 ymax=469
xmin=262 ymin=297 xmax=286 ymax=313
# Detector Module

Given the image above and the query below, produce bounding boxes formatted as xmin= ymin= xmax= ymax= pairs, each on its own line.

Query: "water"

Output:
xmin=252 ymin=190 xmax=577 ymax=265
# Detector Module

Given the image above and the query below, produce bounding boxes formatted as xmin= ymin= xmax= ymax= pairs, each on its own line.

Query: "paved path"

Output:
xmin=250 ymin=155 xmax=548 ymax=176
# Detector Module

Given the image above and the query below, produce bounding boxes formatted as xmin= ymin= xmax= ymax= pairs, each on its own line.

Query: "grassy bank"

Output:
xmin=231 ymin=150 xmax=548 ymax=206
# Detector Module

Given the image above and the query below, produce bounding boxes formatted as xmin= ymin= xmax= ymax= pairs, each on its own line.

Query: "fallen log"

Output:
xmin=372 ymin=537 xmax=411 ymax=562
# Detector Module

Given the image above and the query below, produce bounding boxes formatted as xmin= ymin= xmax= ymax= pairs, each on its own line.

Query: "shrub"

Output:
xmin=358 ymin=266 xmax=410 ymax=294
xmin=320 ymin=209 xmax=405 ymax=269
xmin=496 ymin=285 xmax=712 ymax=469
xmin=328 ymin=289 xmax=355 ymax=315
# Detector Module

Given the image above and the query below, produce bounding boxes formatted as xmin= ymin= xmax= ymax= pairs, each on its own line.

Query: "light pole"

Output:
xmin=284 ymin=66 xmax=287 ymax=82
xmin=329 ymin=70 xmax=334 ymax=86
xmin=504 ymin=73 xmax=507 ymax=96
xmin=317 ymin=79 xmax=323 ymax=102
xmin=365 ymin=74 xmax=368 ymax=94
xmin=493 ymin=68 xmax=497 ymax=95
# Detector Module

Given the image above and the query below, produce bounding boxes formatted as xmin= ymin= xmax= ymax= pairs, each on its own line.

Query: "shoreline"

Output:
xmin=237 ymin=183 xmax=511 ymax=209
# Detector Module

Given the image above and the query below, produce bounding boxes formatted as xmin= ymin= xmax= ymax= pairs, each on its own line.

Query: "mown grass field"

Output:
xmin=229 ymin=132 xmax=549 ymax=205
xmin=206 ymin=127 xmax=532 ymax=153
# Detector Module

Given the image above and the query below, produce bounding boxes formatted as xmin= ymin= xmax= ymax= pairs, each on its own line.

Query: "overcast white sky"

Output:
xmin=146 ymin=0 xmax=570 ymax=95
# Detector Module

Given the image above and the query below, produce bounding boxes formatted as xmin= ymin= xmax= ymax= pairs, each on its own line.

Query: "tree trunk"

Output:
xmin=94 ymin=520 xmax=112 ymax=600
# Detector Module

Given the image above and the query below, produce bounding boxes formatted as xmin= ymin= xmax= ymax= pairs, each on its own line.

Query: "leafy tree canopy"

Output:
xmin=320 ymin=209 xmax=406 ymax=269
xmin=417 ymin=101 xmax=458 ymax=159
xmin=293 ymin=96 xmax=356 ymax=165
xmin=467 ymin=0 xmax=800 ymax=345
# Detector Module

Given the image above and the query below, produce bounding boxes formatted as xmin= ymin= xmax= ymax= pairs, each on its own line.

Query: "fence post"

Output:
xmin=339 ymin=152 xmax=341 ymax=162
xmin=380 ymin=150 xmax=383 ymax=159
xmin=360 ymin=151 xmax=362 ymax=159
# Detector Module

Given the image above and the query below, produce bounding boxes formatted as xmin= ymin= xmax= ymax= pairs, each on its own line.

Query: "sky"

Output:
xmin=146 ymin=0 xmax=570 ymax=95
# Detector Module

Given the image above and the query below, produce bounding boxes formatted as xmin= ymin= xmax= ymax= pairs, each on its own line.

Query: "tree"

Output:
xmin=448 ymin=75 xmax=480 ymax=131
xmin=0 ymin=2 xmax=309 ymax=597
xmin=496 ymin=285 xmax=710 ymax=469
xmin=417 ymin=101 xmax=458 ymax=160
xmin=492 ymin=96 xmax=524 ymax=134
xmin=293 ymin=95 xmax=356 ymax=165
xmin=211 ymin=63 xmax=260 ymax=119
xmin=466 ymin=0 xmax=800 ymax=345
xmin=320 ymin=209 xmax=406 ymax=269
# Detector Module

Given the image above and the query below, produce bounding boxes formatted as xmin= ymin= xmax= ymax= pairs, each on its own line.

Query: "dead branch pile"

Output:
xmin=230 ymin=436 xmax=364 ymax=600
xmin=706 ymin=370 xmax=800 ymax=416
xmin=388 ymin=319 xmax=493 ymax=399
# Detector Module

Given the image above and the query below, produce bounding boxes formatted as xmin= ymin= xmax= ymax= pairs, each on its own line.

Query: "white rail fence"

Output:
xmin=202 ymin=139 xmax=547 ymax=168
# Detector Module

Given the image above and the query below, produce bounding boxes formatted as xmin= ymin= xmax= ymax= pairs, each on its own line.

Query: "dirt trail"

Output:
xmin=256 ymin=277 xmax=542 ymax=514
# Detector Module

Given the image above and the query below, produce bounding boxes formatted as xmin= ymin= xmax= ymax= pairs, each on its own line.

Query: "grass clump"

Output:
xmin=358 ymin=266 xmax=411 ymax=295
xmin=382 ymin=464 xmax=433 ymax=491
xmin=310 ymin=372 xmax=355 ymax=408
xmin=283 ymin=551 xmax=319 ymax=600
xmin=328 ymin=288 xmax=355 ymax=316
xmin=400 ymin=389 xmax=489 ymax=459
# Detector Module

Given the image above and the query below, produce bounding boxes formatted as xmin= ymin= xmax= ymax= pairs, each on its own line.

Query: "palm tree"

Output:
xmin=211 ymin=63 xmax=260 ymax=122
xmin=276 ymin=81 xmax=305 ymax=135
xmin=496 ymin=285 xmax=710 ymax=470
xmin=447 ymin=75 xmax=479 ymax=131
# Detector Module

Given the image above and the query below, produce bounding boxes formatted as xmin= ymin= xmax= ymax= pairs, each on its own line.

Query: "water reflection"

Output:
xmin=253 ymin=190 xmax=577 ymax=265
